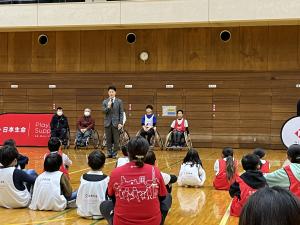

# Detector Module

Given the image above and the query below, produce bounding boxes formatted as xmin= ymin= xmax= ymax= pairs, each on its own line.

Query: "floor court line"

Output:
xmin=69 ymin=160 xmax=117 ymax=175
xmin=7 ymin=216 xmax=77 ymax=225
xmin=219 ymin=202 xmax=231 ymax=225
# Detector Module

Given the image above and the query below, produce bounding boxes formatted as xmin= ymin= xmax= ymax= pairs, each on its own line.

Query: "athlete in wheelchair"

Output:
xmin=137 ymin=105 xmax=163 ymax=149
xmin=165 ymin=110 xmax=192 ymax=150
xmin=74 ymin=108 xmax=100 ymax=149
xmin=50 ymin=107 xmax=70 ymax=149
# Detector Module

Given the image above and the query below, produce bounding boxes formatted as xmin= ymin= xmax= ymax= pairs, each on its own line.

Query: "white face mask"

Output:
xmin=84 ymin=111 xmax=90 ymax=117
xmin=57 ymin=111 xmax=63 ymax=116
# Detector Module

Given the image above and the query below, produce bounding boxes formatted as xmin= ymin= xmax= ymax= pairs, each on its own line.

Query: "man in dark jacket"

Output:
xmin=50 ymin=107 xmax=69 ymax=144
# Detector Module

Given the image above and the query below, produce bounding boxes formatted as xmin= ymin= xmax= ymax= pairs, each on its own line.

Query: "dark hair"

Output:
xmin=0 ymin=145 xmax=19 ymax=167
xmin=287 ymin=144 xmax=300 ymax=164
xmin=108 ymin=85 xmax=116 ymax=91
xmin=144 ymin=150 xmax=156 ymax=166
xmin=57 ymin=107 xmax=63 ymax=110
xmin=121 ymin=145 xmax=128 ymax=157
xmin=241 ymin=154 xmax=260 ymax=171
xmin=3 ymin=139 xmax=16 ymax=148
xmin=177 ymin=110 xmax=184 ymax=114
xmin=44 ymin=153 xmax=62 ymax=172
xmin=88 ymin=150 xmax=106 ymax=170
xmin=222 ymin=147 xmax=235 ymax=181
xmin=48 ymin=137 xmax=61 ymax=152
xmin=146 ymin=105 xmax=153 ymax=110
xmin=253 ymin=148 xmax=266 ymax=159
xmin=239 ymin=186 xmax=300 ymax=225
xmin=183 ymin=148 xmax=203 ymax=167
xmin=128 ymin=136 xmax=149 ymax=168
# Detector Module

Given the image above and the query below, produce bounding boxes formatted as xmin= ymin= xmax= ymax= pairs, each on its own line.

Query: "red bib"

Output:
xmin=284 ymin=165 xmax=300 ymax=198
xmin=260 ymin=161 xmax=270 ymax=173
xmin=213 ymin=159 xmax=238 ymax=190
xmin=230 ymin=177 xmax=256 ymax=217
xmin=174 ymin=119 xmax=186 ymax=132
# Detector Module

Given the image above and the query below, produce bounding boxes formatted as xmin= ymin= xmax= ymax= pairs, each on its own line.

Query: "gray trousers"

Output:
xmin=105 ymin=124 xmax=120 ymax=155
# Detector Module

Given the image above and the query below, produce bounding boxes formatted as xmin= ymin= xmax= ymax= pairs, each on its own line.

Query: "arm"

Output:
xmin=60 ymin=174 xmax=73 ymax=199
xmin=214 ymin=160 xmax=219 ymax=175
xmin=264 ymin=168 xmax=290 ymax=189
xmin=229 ymin=181 xmax=241 ymax=199
xmin=64 ymin=116 xmax=69 ymax=129
xmin=86 ymin=118 xmax=95 ymax=130
xmin=13 ymin=169 xmax=36 ymax=191
xmin=185 ymin=120 xmax=189 ymax=134
xmin=119 ymin=99 xmax=124 ymax=126
xmin=50 ymin=116 xmax=55 ymax=130
xmin=198 ymin=167 xmax=206 ymax=186
xmin=63 ymin=153 xmax=72 ymax=167
xmin=77 ymin=117 xmax=82 ymax=130
xmin=102 ymin=99 xmax=111 ymax=114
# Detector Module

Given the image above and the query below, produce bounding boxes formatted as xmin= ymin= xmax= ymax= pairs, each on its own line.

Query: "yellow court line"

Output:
xmin=219 ymin=202 xmax=232 ymax=225
xmin=7 ymin=217 xmax=77 ymax=225
xmin=69 ymin=160 xmax=117 ymax=175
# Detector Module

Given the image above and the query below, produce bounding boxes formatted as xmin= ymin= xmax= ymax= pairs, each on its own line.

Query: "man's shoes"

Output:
xmin=112 ymin=154 xmax=117 ymax=159
xmin=106 ymin=154 xmax=112 ymax=158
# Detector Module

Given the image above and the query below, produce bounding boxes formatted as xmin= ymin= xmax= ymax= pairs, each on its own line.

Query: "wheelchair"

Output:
xmin=165 ymin=131 xmax=192 ymax=150
xmin=50 ymin=128 xmax=71 ymax=150
xmin=101 ymin=127 xmax=131 ymax=150
xmin=136 ymin=127 xmax=164 ymax=150
xmin=74 ymin=129 xmax=100 ymax=150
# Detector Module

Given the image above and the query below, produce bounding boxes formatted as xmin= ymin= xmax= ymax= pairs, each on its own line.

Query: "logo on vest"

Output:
xmin=85 ymin=194 xmax=98 ymax=199
xmin=294 ymin=129 xmax=300 ymax=139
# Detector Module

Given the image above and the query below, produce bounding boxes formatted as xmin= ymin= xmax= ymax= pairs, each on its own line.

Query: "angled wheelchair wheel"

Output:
xmin=164 ymin=132 xmax=173 ymax=150
xmin=91 ymin=130 xmax=100 ymax=149
xmin=155 ymin=130 xmax=164 ymax=150
xmin=184 ymin=132 xmax=192 ymax=150
xmin=119 ymin=128 xmax=130 ymax=147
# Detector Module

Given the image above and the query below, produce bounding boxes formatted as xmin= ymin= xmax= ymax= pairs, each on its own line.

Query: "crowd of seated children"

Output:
xmin=213 ymin=147 xmax=238 ymax=190
xmin=140 ymin=105 xmax=157 ymax=145
xmin=100 ymin=136 xmax=167 ymax=225
xmin=29 ymin=153 xmax=77 ymax=211
xmin=76 ymin=150 xmax=109 ymax=219
xmin=50 ymin=107 xmax=69 ymax=145
xmin=0 ymin=145 xmax=36 ymax=209
xmin=253 ymin=148 xmax=270 ymax=173
xmin=116 ymin=145 xmax=129 ymax=168
xmin=144 ymin=150 xmax=178 ymax=225
xmin=169 ymin=110 xmax=189 ymax=147
xmin=44 ymin=137 xmax=72 ymax=179
xmin=229 ymin=154 xmax=266 ymax=217
xmin=239 ymin=186 xmax=300 ymax=225
xmin=76 ymin=108 xmax=95 ymax=147
xmin=178 ymin=148 xmax=206 ymax=187
xmin=265 ymin=144 xmax=300 ymax=198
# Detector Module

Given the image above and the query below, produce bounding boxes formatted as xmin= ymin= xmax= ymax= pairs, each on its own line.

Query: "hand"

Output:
xmin=108 ymin=100 xmax=112 ymax=108
xmin=118 ymin=124 xmax=123 ymax=130
xmin=80 ymin=129 xmax=85 ymax=133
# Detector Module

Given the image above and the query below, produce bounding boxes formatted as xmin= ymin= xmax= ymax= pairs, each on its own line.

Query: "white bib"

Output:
xmin=178 ymin=163 xmax=202 ymax=186
xmin=29 ymin=171 xmax=67 ymax=211
xmin=144 ymin=115 xmax=154 ymax=126
xmin=0 ymin=167 xmax=31 ymax=208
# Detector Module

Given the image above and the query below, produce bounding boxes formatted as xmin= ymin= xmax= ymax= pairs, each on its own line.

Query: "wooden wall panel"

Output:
xmin=0 ymin=33 xmax=8 ymax=72
xmin=8 ymin=32 xmax=32 ymax=72
xmin=56 ymin=31 xmax=80 ymax=72
xmin=32 ymin=32 xmax=56 ymax=72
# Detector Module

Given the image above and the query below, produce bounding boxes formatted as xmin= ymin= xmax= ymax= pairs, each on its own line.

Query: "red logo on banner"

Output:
xmin=0 ymin=113 xmax=53 ymax=146
xmin=294 ymin=129 xmax=300 ymax=139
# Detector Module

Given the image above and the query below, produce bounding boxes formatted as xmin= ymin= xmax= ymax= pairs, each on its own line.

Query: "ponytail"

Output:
xmin=226 ymin=156 xmax=235 ymax=181
xmin=135 ymin=155 xmax=145 ymax=168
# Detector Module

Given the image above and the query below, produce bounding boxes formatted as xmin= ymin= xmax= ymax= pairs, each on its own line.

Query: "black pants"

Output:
xmin=105 ymin=124 xmax=120 ymax=156
xmin=100 ymin=194 xmax=172 ymax=225
xmin=51 ymin=128 xmax=67 ymax=142
xmin=140 ymin=128 xmax=155 ymax=145
xmin=172 ymin=131 xmax=184 ymax=146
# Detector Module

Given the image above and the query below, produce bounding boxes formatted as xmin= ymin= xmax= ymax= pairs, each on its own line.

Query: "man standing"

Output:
xmin=103 ymin=86 xmax=124 ymax=158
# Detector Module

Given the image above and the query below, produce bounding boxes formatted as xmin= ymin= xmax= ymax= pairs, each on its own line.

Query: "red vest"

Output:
xmin=230 ymin=177 xmax=256 ymax=217
xmin=284 ymin=165 xmax=300 ymax=198
xmin=174 ymin=119 xmax=186 ymax=132
xmin=260 ymin=161 xmax=270 ymax=173
xmin=45 ymin=149 xmax=70 ymax=180
xmin=213 ymin=159 xmax=238 ymax=190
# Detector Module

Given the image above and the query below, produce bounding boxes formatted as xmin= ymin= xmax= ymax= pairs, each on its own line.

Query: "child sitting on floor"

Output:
xmin=213 ymin=147 xmax=238 ymax=190
xmin=44 ymin=137 xmax=72 ymax=179
xmin=0 ymin=145 xmax=36 ymax=209
xmin=76 ymin=150 xmax=109 ymax=219
xmin=253 ymin=148 xmax=270 ymax=173
xmin=229 ymin=154 xmax=266 ymax=217
xmin=178 ymin=149 xmax=206 ymax=187
xmin=116 ymin=145 xmax=129 ymax=168
xmin=29 ymin=153 xmax=77 ymax=211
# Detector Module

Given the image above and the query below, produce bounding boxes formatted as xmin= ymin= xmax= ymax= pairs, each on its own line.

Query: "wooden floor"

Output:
xmin=0 ymin=147 xmax=287 ymax=225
